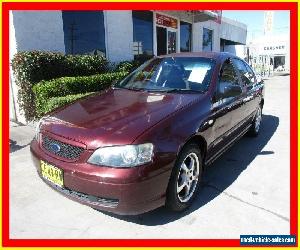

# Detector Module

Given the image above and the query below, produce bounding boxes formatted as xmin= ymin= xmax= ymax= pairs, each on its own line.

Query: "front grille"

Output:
xmin=42 ymin=135 xmax=84 ymax=160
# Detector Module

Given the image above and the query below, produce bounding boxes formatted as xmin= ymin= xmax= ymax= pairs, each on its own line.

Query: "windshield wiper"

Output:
xmin=115 ymin=86 xmax=204 ymax=94
xmin=162 ymin=88 xmax=205 ymax=94
xmin=114 ymin=86 xmax=145 ymax=91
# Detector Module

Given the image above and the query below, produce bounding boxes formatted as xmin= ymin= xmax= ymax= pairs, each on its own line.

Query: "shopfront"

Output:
xmin=155 ymin=13 xmax=178 ymax=55
xmin=132 ymin=11 xmax=193 ymax=58
xmin=247 ymin=36 xmax=290 ymax=76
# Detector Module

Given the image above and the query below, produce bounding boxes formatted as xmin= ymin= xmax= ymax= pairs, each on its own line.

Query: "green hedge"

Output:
xmin=11 ymin=51 xmax=109 ymax=121
xmin=41 ymin=92 xmax=95 ymax=115
xmin=33 ymin=71 xmax=128 ymax=117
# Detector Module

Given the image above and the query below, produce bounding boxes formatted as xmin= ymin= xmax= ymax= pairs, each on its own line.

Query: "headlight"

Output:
xmin=87 ymin=143 xmax=154 ymax=168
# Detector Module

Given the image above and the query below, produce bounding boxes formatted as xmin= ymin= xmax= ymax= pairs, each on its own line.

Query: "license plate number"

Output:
xmin=40 ymin=160 xmax=64 ymax=187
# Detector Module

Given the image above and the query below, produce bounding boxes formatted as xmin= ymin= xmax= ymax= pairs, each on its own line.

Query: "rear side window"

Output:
xmin=232 ymin=58 xmax=256 ymax=86
xmin=244 ymin=62 xmax=257 ymax=84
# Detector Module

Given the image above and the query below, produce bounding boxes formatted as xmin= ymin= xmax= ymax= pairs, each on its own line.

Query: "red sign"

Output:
xmin=156 ymin=13 xmax=178 ymax=29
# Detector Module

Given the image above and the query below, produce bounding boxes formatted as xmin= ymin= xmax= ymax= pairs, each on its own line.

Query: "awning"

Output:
xmin=158 ymin=11 xmax=222 ymax=24
xmin=192 ymin=11 xmax=222 ymax=23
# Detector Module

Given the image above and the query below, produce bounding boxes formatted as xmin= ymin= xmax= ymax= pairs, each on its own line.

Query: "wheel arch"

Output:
xmin=177 ymin=134 xmax=208 ymax=166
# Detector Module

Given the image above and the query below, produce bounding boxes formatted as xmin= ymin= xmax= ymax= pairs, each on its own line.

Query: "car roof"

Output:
xmin=160 ymin=51 xmax=237 ymax=61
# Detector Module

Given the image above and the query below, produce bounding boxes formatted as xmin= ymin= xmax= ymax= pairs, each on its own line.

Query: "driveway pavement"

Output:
xmin=9 ymin=75 xmax=290 ymax=239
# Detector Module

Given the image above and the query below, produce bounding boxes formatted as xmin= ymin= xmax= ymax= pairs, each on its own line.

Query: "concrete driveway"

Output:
xmin=9 ymin=75 xmax=290 ymax=239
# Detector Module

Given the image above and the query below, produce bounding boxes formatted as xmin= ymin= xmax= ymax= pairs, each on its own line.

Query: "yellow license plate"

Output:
xmin=40 ymin=160 xmax=64 ymax=187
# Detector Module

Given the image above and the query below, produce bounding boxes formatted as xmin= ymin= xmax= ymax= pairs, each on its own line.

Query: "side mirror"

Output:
xmin=219 ymin=81 xmax=242 ymax=98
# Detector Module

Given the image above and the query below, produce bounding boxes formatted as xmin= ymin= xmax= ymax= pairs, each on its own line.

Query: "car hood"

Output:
xmin=41 ymin=88 xmax=203 ymax=149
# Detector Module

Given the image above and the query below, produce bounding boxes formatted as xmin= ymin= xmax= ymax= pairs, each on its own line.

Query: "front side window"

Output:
xmin=116 ymin=57 xmax=215 ymax=92
xmin=203 ymin=28 xmax=213 ymax=52
xmin=217 ymin=59 xmax=240 ymax=99
xmin=232 ymin=58 xmax=256 ymax=86
xmin=180 ymin=21 xmax=192 ymax=52
xmin=132 ymin=11 xmax=154 ymax=57
xmin=62 ymin=11 xmax=106 ymax=55
xmin=219 ymin=59 xmax=239 ymax=85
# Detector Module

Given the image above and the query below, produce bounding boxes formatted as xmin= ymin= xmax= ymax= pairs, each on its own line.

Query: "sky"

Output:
xmin=222 ymin=11 xmax=290 ymax=42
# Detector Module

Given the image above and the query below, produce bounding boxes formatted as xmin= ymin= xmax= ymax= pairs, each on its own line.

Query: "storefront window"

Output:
xmin=132 ymin=11 xmax=154 ymax=58
xmin=62 ymin=11 xmax=106 ymax=55
xmin=202 ymin=28 xmax=213 ymax=52
xmin=180 ymin=21 xmax=192 ymax=52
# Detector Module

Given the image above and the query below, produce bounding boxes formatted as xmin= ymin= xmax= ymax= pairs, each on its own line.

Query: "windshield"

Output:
xmin=115 ymin=57 xmax=215 ymax=92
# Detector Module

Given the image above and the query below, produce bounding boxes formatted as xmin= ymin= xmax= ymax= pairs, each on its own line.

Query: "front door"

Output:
xmin=167 ymin=29 xmax=176 ymax=54
xmin=157 ymin=27 xmax=177 ymax=55
xmin=157 ymin=26 xmax=167 ymax=56
xmin=231 ymin=58 xmax=259 ymax=128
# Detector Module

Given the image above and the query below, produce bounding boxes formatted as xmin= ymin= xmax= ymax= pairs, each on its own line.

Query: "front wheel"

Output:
xmin=248 ymin=106 xmax=262 ymax=137
xmin=166 ymin=144 xmax=203 ymax=212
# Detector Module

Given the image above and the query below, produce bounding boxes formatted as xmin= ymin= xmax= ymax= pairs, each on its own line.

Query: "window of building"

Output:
xmin=274 ymin=56 xmax=286 ymax=71
xmin=180 ymin=21 xmax=192 ymax=52
xmin=202 ymin=28 xmax=213 ymax=52
xmin=132 ymin=11 xmax=154 ymax=58
xmin=62 ymin=11 xmax=106 ymax=55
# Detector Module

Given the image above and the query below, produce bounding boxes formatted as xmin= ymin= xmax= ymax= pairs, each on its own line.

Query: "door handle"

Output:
xmin=207 ymin=119 xmax=214 ymax=125
xmin=199 ymin=119 xmax=215 ymax=132
xmin=203 ymin=119 xmax=214 ymax=127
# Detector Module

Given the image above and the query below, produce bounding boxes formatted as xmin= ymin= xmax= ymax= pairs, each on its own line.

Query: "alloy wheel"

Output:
xmin=177 ymin=152 xmax=200 ymax=203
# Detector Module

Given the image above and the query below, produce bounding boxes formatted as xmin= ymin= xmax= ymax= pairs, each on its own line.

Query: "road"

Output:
xmin=9 ymin=75 xmax=290 ymax=239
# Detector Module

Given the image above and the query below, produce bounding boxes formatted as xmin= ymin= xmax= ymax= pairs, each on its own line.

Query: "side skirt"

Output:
xmin=204 ymin=123 xmax=251 ymax=167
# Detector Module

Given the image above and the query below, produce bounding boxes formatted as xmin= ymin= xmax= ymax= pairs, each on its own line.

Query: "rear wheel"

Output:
xmin=166 ymin=144 xmax=203 ymax=212
xmin=248 ymin=106 xmax=262 ymax=137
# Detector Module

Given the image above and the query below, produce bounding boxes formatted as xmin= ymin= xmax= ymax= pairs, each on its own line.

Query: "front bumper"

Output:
xmin=30 ymin=139 xmax=175 ymax=215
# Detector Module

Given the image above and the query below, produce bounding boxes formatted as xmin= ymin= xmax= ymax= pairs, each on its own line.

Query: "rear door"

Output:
xmin=232 ymin=58 xmax=259 ymax=124
xmin=243 ymin=62 xmax=261 ymax=115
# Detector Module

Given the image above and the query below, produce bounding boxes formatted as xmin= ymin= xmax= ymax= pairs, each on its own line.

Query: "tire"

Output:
xmin=166 ymin=143 xmax=203 ymax=212
xmin=248 ymin=105 xmax=262 ymax=137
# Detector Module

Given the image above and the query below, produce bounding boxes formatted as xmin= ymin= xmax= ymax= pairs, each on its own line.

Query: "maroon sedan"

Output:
xmin=30 ymin=52 xmax=264 ymax=215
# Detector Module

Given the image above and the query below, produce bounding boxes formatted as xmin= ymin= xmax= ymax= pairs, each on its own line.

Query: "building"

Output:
xmin=9 ymin=10 xmax=247 ymax=123
xmin=10 ymin=10 xmax=247 ymax=61
xmin=246 ymin=34 xmax=290 ymax=76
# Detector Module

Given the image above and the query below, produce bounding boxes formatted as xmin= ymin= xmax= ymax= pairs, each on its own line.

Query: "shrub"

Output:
xmin=33 ymin=71 xmax=128 ymax=117
xmin=11 ymin=50 xmax=109 ymax=121
xmin=41 ymin=92 xmax=95 ymax=115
